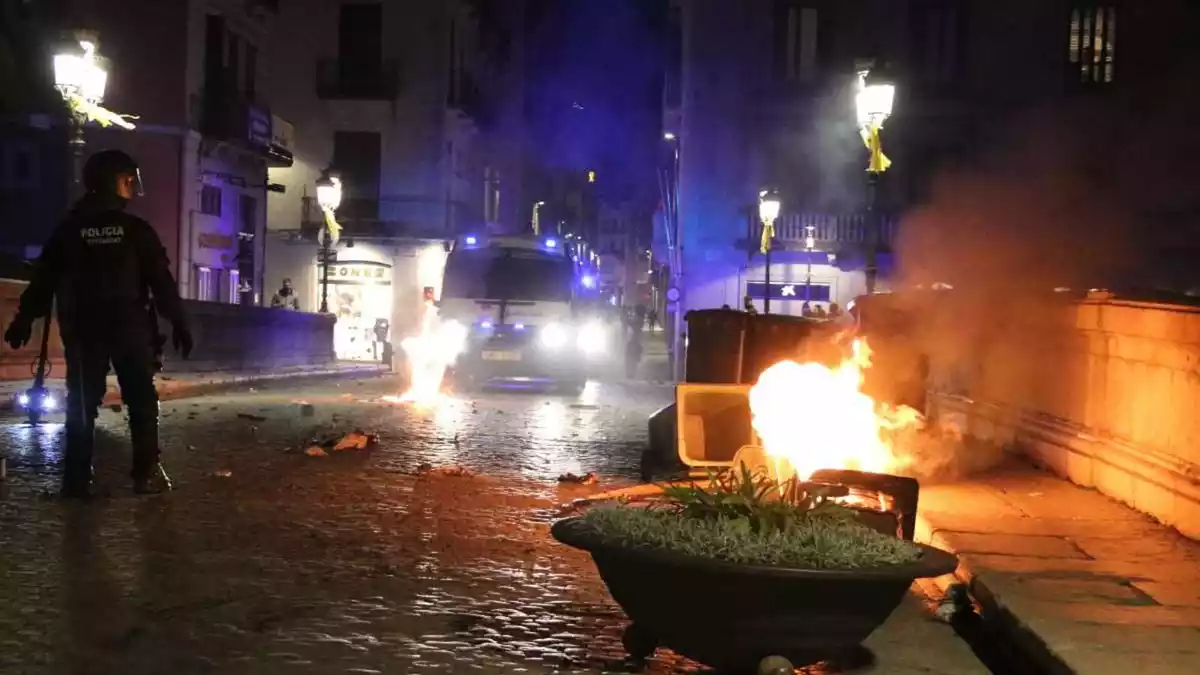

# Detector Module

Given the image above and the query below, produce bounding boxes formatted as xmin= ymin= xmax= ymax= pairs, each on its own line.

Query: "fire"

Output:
xmin=392 ymin=301 xmax=458 ymax=407
xmin=748 ymin=339 xmax=922 ymax=481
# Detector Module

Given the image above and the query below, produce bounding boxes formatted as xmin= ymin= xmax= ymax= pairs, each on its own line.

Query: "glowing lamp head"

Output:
xmin=758 ymin=189 xmax=781 ymax=225
xmin=464 ymin=235 xmax=478 ymax=246
xmin=856 ymin=69 xmax=896 ymax=128
xmin=663 ymin=132 xmax=677 ymax=141
xmin=581 ymin=274 xmax=596 ymax=289
xmin=545 ymin=238 xmax=557 ymax=249
xmin=315 ymin=169 xmax=342 ymax=211
xmin=54 ymin=38 xmax=108 ymax=103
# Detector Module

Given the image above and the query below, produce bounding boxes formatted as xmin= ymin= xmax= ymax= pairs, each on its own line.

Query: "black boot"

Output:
xmin=62 ymin=424 xmax=96 ymax=499
xmin=132 ymin=462 xmax=172 ymax=495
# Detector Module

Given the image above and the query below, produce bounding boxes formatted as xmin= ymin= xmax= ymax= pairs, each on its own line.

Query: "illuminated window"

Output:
xmin=1069 ymin=6 xmax=1116 ymax=84
xmin=228 ymin=269 xmax=241 ymax=304
xmin=194 ymin=265 xmax=214 ymax=301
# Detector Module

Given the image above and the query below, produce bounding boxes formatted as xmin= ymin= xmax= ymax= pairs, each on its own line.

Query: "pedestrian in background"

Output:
xmin=271 ymin=278 xmax=300 ymax=310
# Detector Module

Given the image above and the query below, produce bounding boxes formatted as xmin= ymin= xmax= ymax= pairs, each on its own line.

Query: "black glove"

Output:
xmin=172 ymin=323 xmax=194 ymax=359
xmin=4 ymin=316 xmax=32 ymax=351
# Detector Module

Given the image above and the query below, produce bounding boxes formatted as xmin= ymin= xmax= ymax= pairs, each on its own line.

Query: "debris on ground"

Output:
xmin=304 ymin=446 xmax=328 ymax=457
xmin=237 ymin=413 xmax=267 ymax=422
xmin=416 ymin=464 xmax=474 ymax=478
xmin=187 ymin=445 xmax=196 ymax=451
xmin=297 ymin=402 xmax=315 ymax=417
xmin=213 ymin=469 xmax=232 ymax=478
xmin=557 ymin=472 xmax=598 ymax=485
xmin=333 ymin=431 xmax=375 ymax=451
xmin=569 ymin=403 xmax=600 ymax=410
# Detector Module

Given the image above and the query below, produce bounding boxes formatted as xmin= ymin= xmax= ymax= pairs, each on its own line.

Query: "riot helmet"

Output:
xmin=82 ymin=149 xmax=144 ymax=197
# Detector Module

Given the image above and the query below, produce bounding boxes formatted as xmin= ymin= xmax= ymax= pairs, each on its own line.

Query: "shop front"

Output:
xmin=317 ymin=260 xmax=394 ymax=361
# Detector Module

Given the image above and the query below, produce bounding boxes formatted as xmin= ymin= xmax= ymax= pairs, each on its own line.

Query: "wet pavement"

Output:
xmin=0 ymin=374 xmax=987 ymax=674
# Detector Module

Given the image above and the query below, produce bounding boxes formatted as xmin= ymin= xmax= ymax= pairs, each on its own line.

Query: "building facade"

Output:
xmin=672 ymin=0 xmax=1198 ymax=319
xmin=0 ymin=0 xmax=291 ymax=306
xmin=260 ymin=0 xmax=526 ymax=357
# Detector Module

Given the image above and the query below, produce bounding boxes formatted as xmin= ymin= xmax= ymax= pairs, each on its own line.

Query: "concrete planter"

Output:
xmin=552 ymin=516 xmax=957 ymax=673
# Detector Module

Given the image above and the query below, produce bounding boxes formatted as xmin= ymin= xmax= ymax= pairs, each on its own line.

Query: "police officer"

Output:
xmin=4 ymin=149 xmax=193 ymax=498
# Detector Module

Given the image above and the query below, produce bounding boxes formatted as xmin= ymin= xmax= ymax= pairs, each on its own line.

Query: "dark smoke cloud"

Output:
xmin=895 ymin=59 xmax=1200 ymax=296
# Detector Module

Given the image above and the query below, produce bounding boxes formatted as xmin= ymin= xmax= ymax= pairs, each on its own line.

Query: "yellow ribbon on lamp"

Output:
xmin=760 ymin=220 xmax=775 ymax=255
xmin=65 ymin=94 xmax=138 ymax=130
xmin=859 ymin=122 xmax=891 ymax=174
xmin=322 ymin=206 xmax=342 ymax=246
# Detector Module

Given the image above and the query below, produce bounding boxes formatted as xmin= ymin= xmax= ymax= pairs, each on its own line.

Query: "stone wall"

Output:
xmin=0 ymin=279 xmax=336 ymax=379
xmin=860 ymin=291 xmax=1200 ymax=539
xmin=0 ymin=280 xmax=66 ymax=381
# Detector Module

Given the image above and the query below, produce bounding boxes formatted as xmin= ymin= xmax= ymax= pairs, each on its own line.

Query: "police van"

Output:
xmin=437 ymin=234 xmax=607 ymax=391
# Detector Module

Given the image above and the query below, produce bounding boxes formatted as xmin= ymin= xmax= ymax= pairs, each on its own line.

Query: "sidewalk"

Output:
xmin=916 ymin=462 xmax=1200 ymax=674
xmin=0 ymin=360 xmax=389 ymax=408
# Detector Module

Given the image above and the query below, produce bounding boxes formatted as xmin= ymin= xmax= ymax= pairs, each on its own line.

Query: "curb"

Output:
xmin=1 ymin=364 xmax=389 ymax=410
xmin=916 ymin=515 xmax=1078 ymax=675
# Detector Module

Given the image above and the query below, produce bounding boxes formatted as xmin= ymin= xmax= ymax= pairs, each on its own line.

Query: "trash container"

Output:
xmin=683 ymin=309 xmax=748 ymax=383
xmin=740 ymin=313 xmax=827 ymax=383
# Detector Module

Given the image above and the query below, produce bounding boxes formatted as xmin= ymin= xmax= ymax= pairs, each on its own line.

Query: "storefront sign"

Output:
xmin=197 ymin=232 xmax=235 ymax=250
xmin=746 ymin=282 xmax=830 ymax=302
xmin=247 ymin=105 xmax=271 ymax=148
xmin=270 ymin=115 xmax=294 ymax=153
xmin=329 ymin=263 xmax=392 ymax=285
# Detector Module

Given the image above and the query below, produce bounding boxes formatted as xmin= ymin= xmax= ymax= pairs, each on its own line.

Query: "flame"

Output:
xmin=392 ymin=301 xmax=457 ymax=408
xmin=748 ymin=338 xmax=921 ymax=481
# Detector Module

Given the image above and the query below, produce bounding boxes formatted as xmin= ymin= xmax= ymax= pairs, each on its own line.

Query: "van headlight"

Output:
xmin=576 ymin=322 xmax=606 ymax=355
xmin=540 ymin=323 xmax=569 ymax=349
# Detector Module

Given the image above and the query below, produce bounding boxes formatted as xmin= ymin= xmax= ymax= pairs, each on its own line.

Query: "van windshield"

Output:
xmin=443 ymin=248 xmax=574 ymax=302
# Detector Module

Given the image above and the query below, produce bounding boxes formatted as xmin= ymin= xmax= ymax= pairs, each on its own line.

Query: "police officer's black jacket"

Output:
xmin=18 ymin=193 xmax=188 ymax=342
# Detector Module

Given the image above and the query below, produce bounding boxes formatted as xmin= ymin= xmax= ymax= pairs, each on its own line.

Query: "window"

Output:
xmin=913 ymin=2 xmax=961 ymax=88
xmin=194 ymin=266 xmax=215 ymax=302
xmin=1069 ymin=6 xmax=1117 ymax=84
xmin=777 ymin=5 xmax=818 ymax=82
xmin=227 ymin=269 xmax=241 ymax=304
xmin=1 ymin=142 xmax=39 ymax=189
xmin=484 ymin=166 xmax=501 ymax=222
xmin=200 ymin=185 xmax=222 ymax=215
xmin=245 ymin=44 xmax=258 ymax=99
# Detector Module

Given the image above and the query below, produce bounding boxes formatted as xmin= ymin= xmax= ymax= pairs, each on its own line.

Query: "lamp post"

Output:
xmin=53 ymin=34 xmax=109 ymax=198
xmin=662 ymin=131 xmax=683 ymax=379
xmin=315 ymin=168 xmax=342 ymax=314
xmin=804 ymin=224 xmax=815 ymax=304
xmin=758 ymin=188 xmax=781 ymax=314
xmin=532 ymin=201 xmax=546 ymax=235
xmin=855 ymin=65 xmax=896 ymax=295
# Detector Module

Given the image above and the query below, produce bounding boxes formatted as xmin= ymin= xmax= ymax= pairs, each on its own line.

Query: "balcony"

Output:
xmin=744 ymin=212 xmax=899 ymax=252
xmin=201 ymin=75 xmax=273 ymax=156
xmin=301 ymin=195 xmax=480 ymax=240
xmin=316 ymin=59 xmax=402 ymax=101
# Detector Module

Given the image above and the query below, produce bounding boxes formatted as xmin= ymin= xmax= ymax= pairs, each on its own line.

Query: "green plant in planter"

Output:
xmin=579 ymin=465 xmax=923 ymax=569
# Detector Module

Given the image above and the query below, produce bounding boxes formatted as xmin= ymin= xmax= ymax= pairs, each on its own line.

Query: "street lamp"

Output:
xmin=661 ymin=132 xmax=683 ymax=379
xmin=54 ymin=34 xmax=109 ymax=197
xmin=315 ymin=168 xmax=342 ymax=314
xmin=758 ymin=188 xmax=781 ymax=315
xmin=855 ymin=65 xmax=896 ymax=295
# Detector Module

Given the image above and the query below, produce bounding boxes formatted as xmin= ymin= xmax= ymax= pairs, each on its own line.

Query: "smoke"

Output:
xmin=894 ymin=59 xmax=1200 ymax=296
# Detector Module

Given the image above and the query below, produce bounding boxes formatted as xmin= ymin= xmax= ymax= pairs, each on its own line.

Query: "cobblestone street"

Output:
xmin=0 ymin=375 xmax=986 ymax=674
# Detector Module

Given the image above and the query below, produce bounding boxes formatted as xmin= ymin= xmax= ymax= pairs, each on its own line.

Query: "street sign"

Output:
xmin=746 ymin=282 xmax=829 ymax=302
xmin=666 ymin=287 xmax=681 ymax=302
xmin=318 ymin=250 xmax=338 ymax=264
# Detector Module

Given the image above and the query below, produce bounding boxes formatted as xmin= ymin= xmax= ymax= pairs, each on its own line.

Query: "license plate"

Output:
xmin=481 ymin=350 xmax=521 ymax=362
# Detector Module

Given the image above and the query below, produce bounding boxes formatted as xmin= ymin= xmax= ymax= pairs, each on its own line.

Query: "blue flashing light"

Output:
xmin=581 ymin=274 xmax=596 ymax=289
xmin=481 ymin=321 xmax=493 ymax=330
xmin=545 ymin=238 xmax=557 ymax=249
xmin=465 ymin=235 xmax=478 ymax=245
xmin=514 ymin=323 xmax=525 ymax=331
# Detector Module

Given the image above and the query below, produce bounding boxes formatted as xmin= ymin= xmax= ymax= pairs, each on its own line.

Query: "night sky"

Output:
xmin=524 ymin=0 xmax=666 ymax=205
